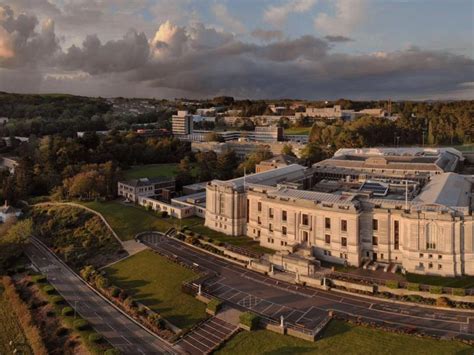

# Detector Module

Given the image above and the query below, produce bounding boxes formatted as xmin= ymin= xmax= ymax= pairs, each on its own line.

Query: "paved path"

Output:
xmin=25 ymin=238 xmax=180 ymax=355
xmin=139 ymin=233 xmax=474 ymax=342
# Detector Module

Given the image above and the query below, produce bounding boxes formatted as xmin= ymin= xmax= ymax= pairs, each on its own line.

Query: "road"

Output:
xmin=25 ymin=238 xmax=179 ymax=355
xmin=140 ymin=233 xmax=474 ymax=342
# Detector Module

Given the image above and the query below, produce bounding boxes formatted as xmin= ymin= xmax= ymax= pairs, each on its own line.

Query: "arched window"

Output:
xmin=426 ymin=223 xmax=437 ymax=250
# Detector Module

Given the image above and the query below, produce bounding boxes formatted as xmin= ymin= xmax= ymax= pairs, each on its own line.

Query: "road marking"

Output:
xmin=296 ymin=306 xmax=314 ymax=324
xmin=121 ymin=336 xmax=131 ymax=344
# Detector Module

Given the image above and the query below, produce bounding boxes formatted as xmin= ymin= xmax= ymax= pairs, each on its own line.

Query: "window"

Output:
xmin=257 ymin=230 xmax=261 ymax=237
xmin=428 ymin=262 xmax=433 ymax=269
xmin=219 ymin=197 xmax=225 ymax=214
xmin=428 ymin=254 xmax=433 ymax=259
xmin=325 ymin=217 xmax=331 ymax=229
xmin=282 ymin=210 xmax=287 ymax=222
xmin=380 ymin=253 xmax=384 ymax=259
xmin=372 ymin=219 xmax=378 ymax=231
xmin=267 ymin=238 xmax=274 ymax=243
xmin=258 ymin=202 xmax=262 ymax=212
xmin=269 ymin=223 xmax=273 ymax=232
xmin=325 ymin=234 xmax=331 ymax=244
xmin=341 ymin=220 xmax=347 ymax=232
xmin=438 ymin=264 xmax=442 ymax=270
xmin=282 ymin=226 xmax=287 ymax=236
xmin=258 ymin=216 xmax=261 ymax=225
xmin=426 ymin=223 xmax=437 ymax=250
xmin=246 ymin=199 xmax=249 ymax=222
xmin=341 ymin=237 xmax=347 ymax=247
xmin=419 ymin=253 xmax=424 ymax=258
xmin=419 ymin=262 xmax=424 ymax=268
xmin=302 ymin=214 xmax=309 ymax=226
xmin=372 ymin=236 xmax=378 ymax=246
xmin=302 ymin=231 xmax=309 ymax=242
xmin=269 ymin=208 xmax=274 ymax=218
xmin=394 ymin=220 xmax=399 ymax=250
xmin=438 ymin=255 xmax=442 ymax=259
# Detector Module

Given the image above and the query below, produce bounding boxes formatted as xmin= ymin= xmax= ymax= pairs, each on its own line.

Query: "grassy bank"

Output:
xmin=105 ymin=250 xmax=207 ymax=330
xmin=216 ymin=320 xmax=472 ymax=355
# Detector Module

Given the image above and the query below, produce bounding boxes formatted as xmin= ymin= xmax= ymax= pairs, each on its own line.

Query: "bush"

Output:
xmin=95 ymin=275 xmax=110 ymax=289
xmin=32 ymin=275 xmax=47 ymax=283
xmin=385 ymin=280 xmax=399 ymax=289
xmin=104 ymin=349 xmax=121 ymax=355
xmin=407 ymin=283 xmax=420 ymax=291
xmin=429 ymin=286 xmax=443 ymax=294
xmin=123 ymin=296 xmax=137 ymax=309
xmin=43 ymin=285 xmax=56 ymax=295
xmin=110 ymin=287 xmax=121 ymax=297
xmin=407 ymin=295 xmax=423 ymax=303
xmin=159 ymin=211 xmax=168 ymax=218
xmin=51 ymin=295 xmax=65 ymax=305
xmin=62 ymin=307 xmax=74 ymax=316
xmin=88 ymin=333 xmax=103 ymax=343
xmin=207 ymin=298 xmax=223 ymax=314
xmin=452 ymin=288 xmax=466 ymax=297
xmin=73 ymin=319 xmax=89 ymax=331
xmin=239 ymin=312 xmax=260 ymax=330
xmin=148 ymin=313 xmax=165 ymax=329
xmin=436 ymin=296 xmax=451 ymax=308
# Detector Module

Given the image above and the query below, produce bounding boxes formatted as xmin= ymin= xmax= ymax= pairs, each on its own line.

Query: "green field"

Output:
xmin=216 ymin=320 xmax=472 ymax=355
xmin=405 ymin=273 xmax=474 ymax=289
xmin=0 ymin=286 xmax=29 ymax=354
xmin=284 ymin=126 xmax=311 ymax=135
xmin=80 ymin=201 xmax=178 ymax=240
xmin=188 ymin=221 xmax=275 ymax=255
xmin=105 ymin=250 xmax=207 ymax=329
xmin=123 ymin=163 xmax=179 ymax=180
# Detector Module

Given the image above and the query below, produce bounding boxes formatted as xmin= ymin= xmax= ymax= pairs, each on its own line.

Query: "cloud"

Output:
xmin=211 ymin=3 xmax=246 ymax=34
xmin=251 ymin=29 xmax=284 ymax=42
xmin=264 ymin=0 xmax=317 ymax=27
xmin=314 ymin=0 xmax=369 ymax=35
xmin=0 ymin=5 xmax=60 ymax=68
xmin=324 ymin=35 xmax=353 ymax=43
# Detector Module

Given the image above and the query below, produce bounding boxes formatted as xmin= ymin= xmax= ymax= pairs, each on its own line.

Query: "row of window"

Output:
xmin=419 ymin=253 xmax=442 ymax=259
xmin=420 ymin=262 xmax=443 ymax=270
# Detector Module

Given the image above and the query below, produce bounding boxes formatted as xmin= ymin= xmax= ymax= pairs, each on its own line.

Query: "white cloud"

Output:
xmin=314 ymin=0 xmax=369 ymax=35
xmin=211 ymin=3 xmax=246 ymax=34
xmin=264 ymin=0 xmax=317 ymax=27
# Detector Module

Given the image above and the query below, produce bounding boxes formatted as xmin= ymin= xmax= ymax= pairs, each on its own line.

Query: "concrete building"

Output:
xmin=118 ymin=177 xmax=175 ymax=203
xmin=192 ymin=141 xmax=306 ymax=159
xmin=203 ymin=147 xmax=473 ymax=277
xmin=172 ymin=111 xmax=193 ymax=135
xmin=297 ymin=105 xmax=355 ymax=120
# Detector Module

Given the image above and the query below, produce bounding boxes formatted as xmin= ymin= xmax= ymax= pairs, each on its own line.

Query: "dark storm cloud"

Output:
xmin=324 ymin=35 xmax=354 ymax=43
xmin=251 ymin=29 xmax=284 ymax=42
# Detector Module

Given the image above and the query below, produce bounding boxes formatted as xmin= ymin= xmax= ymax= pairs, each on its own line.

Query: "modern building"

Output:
xmin=204 ymin=147 xmax=473 ymax=277
xmin=192 ymin=141 xmax=306 ymax=159
xmin=172 ymin=111 xmax=194 ymax=135
xmin=118 ymin=177 xmax=175 ymax=203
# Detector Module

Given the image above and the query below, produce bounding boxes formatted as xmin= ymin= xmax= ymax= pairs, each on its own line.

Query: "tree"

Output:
xmin=301 ymin=143 xmax=326 ymax=165
xmin=237 ymin=147 xmax=273 ymax=174
xmin=216 ymin=149 xmax=238 ymax=180
xmin=176 ymin=157 xmax=194 ymax=189
xmin=281 ymin=144 xmax=296 ymax=157
xmin=204 ymin=132 xmax=222 ymax=142
xmin=0 ymin=218 xmax=32 ymax=272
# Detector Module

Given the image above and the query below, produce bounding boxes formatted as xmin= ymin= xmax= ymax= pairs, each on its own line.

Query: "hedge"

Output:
xmin=51 ymin=295 xmax=65 ymax=305
xmin=31 ymin=275 xmax=47 ymax=284
xmin=452 ymin=288 xmax=466 ymax=297
xmin=429 ymin=286 xmax=443 ymax=294
xmin=104 ymin=349 xmax=121 ymax=355
xmin=73 ymin=319 xmax=89 ymax=331
xmin=385 ymin=280 xmax=399 ymax=289
xmin=407 ymin=283 xmax=420 ymax=291
xmin=43 ymin=285 xmax=56 ymax=294
xmin=207 ymin=298 xmax=223 ymax=314
xmin=88 ymin=332 xmax=103 ymax=343
xmin=239 ymin=312 xmax=260 ymax=330
xmin=62 ymin=306 xmax=74 ymax=316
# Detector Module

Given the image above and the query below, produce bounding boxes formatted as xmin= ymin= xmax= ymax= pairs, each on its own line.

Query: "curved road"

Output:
xmin=25 ymin=238 xmax=179 ymax=355
xmin=140 ymin=233 xmax=474 ymax=342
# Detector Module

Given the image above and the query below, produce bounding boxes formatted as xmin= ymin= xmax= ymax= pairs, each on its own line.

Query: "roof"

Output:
xmin=414 ymin=173 xmax=472 ymax=207
xmin=259 ymin=154 xmax=298 ymax=166
xmin=267 ymin=187 xmax=358 ymax=206
xmin=120 ymin=177 xmax=175 ymax=187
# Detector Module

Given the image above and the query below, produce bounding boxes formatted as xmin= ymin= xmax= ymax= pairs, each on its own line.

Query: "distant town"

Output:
xmin=0 ymin=92 xmax=473 ymax=354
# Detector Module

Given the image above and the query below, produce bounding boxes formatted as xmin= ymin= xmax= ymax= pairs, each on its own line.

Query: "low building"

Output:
xmin=118 ymin=177 xmax=175 ymax=203
xmin=192 ymin=141 xmax=306 ymax=159
xmin=256 ymin=154 xmax=299 ymax=173
xmin=0 ymin=202 xmax=21 ymax=223
xmin=0 ymin=156 xmax=19 ymax=174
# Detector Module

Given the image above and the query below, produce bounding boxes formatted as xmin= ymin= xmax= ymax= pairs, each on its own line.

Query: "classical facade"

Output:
xmin=204 ymin=148 xmax=473 ymax=277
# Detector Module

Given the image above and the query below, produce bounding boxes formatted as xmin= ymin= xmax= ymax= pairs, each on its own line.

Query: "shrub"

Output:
xmin=436 ymin=296 xmax=451 ymax=308
xmin=123 ymin=296 xmax=137 ymax=309
xmin=110 ymin=287 xmax=121 ymax=297
xmin=159 ymin=211 xmax=168 ymax=218
xmin=32 ymin=275 xmax=47 ymax=284
xmin=62 ymin=307 xmax=74 ymax=316
xmin=407 ymin=295 xmax=423 ymax=303
xmin=51 ymin=295 xmax=65 ymax=305
xmin=452 ymin=288 xmax=466 ymax=297
xmin=239 ymin=312 xmax=260 ymax=330
xmin=148 ymin=313 xmax=165 ymax=329
xmin=73 ymin=319 xmax=89 ymax=331
xmin=407 ymin=283 xmax=420 ymax=291
xmin=207 ymin=298 xmax=223 ymax=314
xmin=43 ymin=285 xmax=56 ymax=295
xmin=95 ymin=275 xmax=110 ymax=289
xmin=80 ymin=265 xmax=97 ymax=282
xmin=88 ymin=333 xmax=103 ymax=343
xmin=104 ymin=349 xmax=121 ymax=355
xmin=429 ymin=286 xmax=443 ymax=294
xmin=385 ymin=280 xmax=399 ymax=289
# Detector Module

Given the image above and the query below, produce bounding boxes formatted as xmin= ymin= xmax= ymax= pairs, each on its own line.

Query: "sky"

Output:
xmin=0 ymin=0 xmax=473 ymax=100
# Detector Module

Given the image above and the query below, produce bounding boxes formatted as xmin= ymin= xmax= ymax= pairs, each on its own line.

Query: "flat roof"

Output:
xmin=414 ymin=173 xmax=472 ymax=207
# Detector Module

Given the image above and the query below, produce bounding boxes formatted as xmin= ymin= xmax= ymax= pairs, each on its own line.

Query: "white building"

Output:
xmin=172 ymin=111 xmax=194 ymax=135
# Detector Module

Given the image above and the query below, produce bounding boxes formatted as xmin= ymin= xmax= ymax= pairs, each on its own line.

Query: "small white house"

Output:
xmin=0 ymin=202 xmax=22 ymax=223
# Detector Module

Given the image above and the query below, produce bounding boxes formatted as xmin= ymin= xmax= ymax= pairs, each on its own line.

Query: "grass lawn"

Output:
xmin=284 ymin=126 xmax=311 ymax=135
xmin=0 ymin=286 xmax=29 ymax=354
xmin=187 ymin=220 xmax=274 ymax=255
xmin=216 ymin=320 xmax=472 ymax=355
xmin=123 ymin=163 xmax=179 ymax=180
xmin=405 ymin=273 xmax=474 ymax=289
xmin=105 ymin=250 xmax=207 ymax=330
xmin=80 ymin=200 xmax=177 ymax=240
